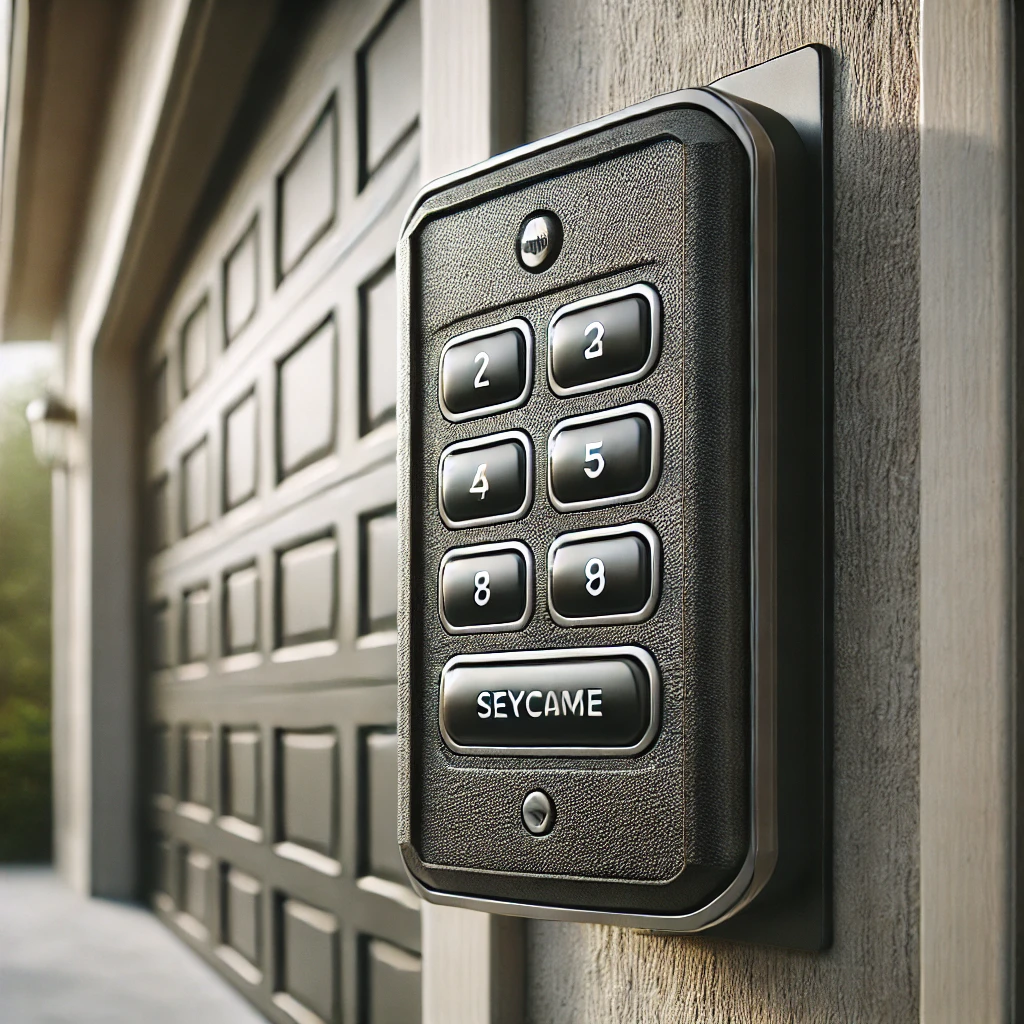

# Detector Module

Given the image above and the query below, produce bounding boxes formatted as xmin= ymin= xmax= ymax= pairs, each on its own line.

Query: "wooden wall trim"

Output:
xmin=418 ymin=2 xmax=526 ymax=1021
xmin=920 ymin=0 xmax=1015 ymax=1019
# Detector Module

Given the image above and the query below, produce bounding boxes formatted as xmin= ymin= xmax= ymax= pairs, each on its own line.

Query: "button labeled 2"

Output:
xmin=439 ymin=430 xmax=533 ymax=528
xmin=439 ymin=319 xmax=532 ymax=421
xmin=439 ymin=541 xmax=534 ymax=633
xmin=548 ymin=403 xmax=661 ymax=512
xmin=548 ymin=523 xmax=661 ymax=626
xmin=548 ymin=284 xmax=661 ymax=395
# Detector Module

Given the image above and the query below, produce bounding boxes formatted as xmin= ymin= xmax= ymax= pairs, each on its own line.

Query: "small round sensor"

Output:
xmin=517 ymin=211 xmax=563 ymax=272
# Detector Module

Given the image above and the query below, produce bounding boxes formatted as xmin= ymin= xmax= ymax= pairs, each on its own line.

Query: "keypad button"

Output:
xmin=548 ymin=285 xmax=660 ymax=395
xmin=440 ymin=543 xmax=533 ymax=632
xmin=439 ymin=647 xmax=659 ymax=754
xmin=439 ymin=320 xmax=531 ymax=420
xmin=439 ymin=431 xmax=533 ymax=527
xmin=548 ymin=404 xmax=660 ymax=511
xmin=548 ymin=525 xmax=660 ymax=625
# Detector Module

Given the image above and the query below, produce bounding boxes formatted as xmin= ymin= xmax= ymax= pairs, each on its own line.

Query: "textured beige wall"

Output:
xmin=524 ymin=3 xmax=919 ymax=1022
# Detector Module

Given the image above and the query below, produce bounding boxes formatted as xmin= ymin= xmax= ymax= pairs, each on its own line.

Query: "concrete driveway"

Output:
xmin=0 ymin=868 xmax=265 ymax=1023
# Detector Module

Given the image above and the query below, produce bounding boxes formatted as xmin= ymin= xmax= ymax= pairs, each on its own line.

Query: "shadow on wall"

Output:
xmin=0 ymin=343 xmax=55 ymax=862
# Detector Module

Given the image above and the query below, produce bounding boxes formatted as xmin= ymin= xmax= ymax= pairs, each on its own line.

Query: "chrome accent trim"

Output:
xmin=546 ymin=283 xmax=662 ymax=397
xmin=546 ymin=522 xmax=661 ymax=626
xmin=437 ymin=429 xmax=534 ymax=529
xmin=437 ymin=646 xmax=660 ymax=757
xmin=547 ymin=402 xmax=662 ymax=513
xmin=437 ymin=540 xmax=535 ymax=634
xmin=438 ymin=318 xmax=534 ymax=422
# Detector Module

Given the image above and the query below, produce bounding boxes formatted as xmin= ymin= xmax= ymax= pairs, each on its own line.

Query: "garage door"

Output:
xmin=142 ymin=2 xmax=422 ymax=1021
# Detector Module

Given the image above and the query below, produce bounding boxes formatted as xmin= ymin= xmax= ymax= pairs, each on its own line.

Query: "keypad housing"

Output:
xmin=400 ymin=107 xmax=753 ymax=917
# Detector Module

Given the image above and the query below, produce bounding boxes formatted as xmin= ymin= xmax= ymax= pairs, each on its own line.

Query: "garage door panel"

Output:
xmin=224 ymin=387 xmax=260 ymax=511
xmin=277 ymin=98 xmax=339 ymax=284
xmin=225 ymin=216 xmax=261 ymax=345
xmin=361 ymin=937 xmax=422 ymax=1024
xmin=276 ymin=317 xmax=338 ymax=480
xmin=143 ymin=1 xmax=421 ymax=1017
xmin=221 ymin=867 xmax=264 ymax=981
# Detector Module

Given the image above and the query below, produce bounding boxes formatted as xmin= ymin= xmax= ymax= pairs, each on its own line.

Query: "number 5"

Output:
xmin=584 ymin=441 xmax=604 ymax=479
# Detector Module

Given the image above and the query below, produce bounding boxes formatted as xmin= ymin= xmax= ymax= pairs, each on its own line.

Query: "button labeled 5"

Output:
xmin=548 ymin=403 xmax=661 ymax=512
xmin=439 ymin=541 xmax=534 ymax=633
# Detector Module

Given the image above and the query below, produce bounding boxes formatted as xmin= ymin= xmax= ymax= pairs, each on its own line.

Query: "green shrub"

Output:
xmin=0 ymin=732 xmax=51 ymax=861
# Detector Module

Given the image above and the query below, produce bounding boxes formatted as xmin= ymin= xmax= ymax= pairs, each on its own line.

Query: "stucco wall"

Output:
xmin=523 ymin=3 xmax=919 ymax=1022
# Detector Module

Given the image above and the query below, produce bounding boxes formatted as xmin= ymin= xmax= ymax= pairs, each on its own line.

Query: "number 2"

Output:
xmin=584 ymin=321 xmax=604 ymax=360
xmin=473 ymin=351 xmax=490 ymax=388
xmin=584 ymin=441 xmax=604 ymax=479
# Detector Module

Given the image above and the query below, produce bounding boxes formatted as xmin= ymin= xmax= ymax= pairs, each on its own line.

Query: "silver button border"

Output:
xmin=546 ymin=402 xmax=662 ymax=513
xmin=546 ymin=282 xmax=662 ymax=397
xmin=438 ymin=429 xmax=535 ymax=529
xmin=438 ymin=645 xmax=661 ymax=757
xmin=437 ymin=539 xmax=535 ymax=635
xmin=547 ymin=522 xmax=662 ymax=627
xmin=438 ymin=318 xmax=535 ymax=423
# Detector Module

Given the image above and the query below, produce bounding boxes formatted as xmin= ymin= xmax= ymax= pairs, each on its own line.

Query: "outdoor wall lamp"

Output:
xmin=25 ymin=393 xmax=77 ymax=469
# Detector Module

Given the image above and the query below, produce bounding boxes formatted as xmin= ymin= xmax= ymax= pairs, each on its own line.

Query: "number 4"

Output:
xmin=584 ymin=441 xmax=604 ymax=479
xmin=469 ymin=463 xmax=489 ymax=498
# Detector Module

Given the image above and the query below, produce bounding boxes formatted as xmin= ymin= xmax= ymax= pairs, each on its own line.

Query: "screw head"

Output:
xmin=517 ymin=212 xmax=562 ymax=272
xmin=521 ymin=790 xmax=555 ymax=836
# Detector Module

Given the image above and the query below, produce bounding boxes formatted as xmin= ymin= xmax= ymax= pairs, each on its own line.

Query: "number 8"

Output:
xmin=474 ymin=570 xmax=491 ymax=606
xmin=585 ymin=557 xmax=606 ymax=596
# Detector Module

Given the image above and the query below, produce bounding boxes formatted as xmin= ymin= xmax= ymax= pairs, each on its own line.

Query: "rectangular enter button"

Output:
xmin=438 ymin=647 xmax=659 ymax=756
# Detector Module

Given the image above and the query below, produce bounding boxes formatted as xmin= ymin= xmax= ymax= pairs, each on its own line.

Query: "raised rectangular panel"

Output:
xmin=359 ymin=260 xmax=397 ymax=433
xmin=181 ymin=438 xmax=210 ymax=535
xmin=276 ymin=98 xmax=337 ymax=280
xmin=223 ymin=389 xmax=258 ymax=510
xmin=276 ymin=898 xmax=339 ymax=1024
xmin=277 ymin=534 xmax=337 ymax=646
xmin=156 ymin=838 xmax=174 ymax=897
xmin=152 ymin=357 xmax=169 ymax=430
xmin=153 ymin=725 xmax=171 ymax=795
xmin=276 ymin=318 xmax=337 ymax=479
xmin=182 ymin=725 xmax=213 ymax=808
xmin=182 ymin=586 xmax=211 ymax=663
xmin=224 ymin=217 xmax=259 ymax=343
xmin=360 ymin=511 xmax=397 ymax=635
xmin=151 ymin=602 xmax=172 ymax=669
xmin=362 ymin=938 xmax=421 ymax=1024
xmin=222 ymin=867 xmax=262 ymax=970
xmin=150 ymin=475 xmax=170 ymax=552
xmin=224 ymin=564 xmax=260 ymax=654
xmin=181 ymin=297 xmax=210 ymax=396
xmin=277 ymin=730 xmax=337 ymax=859
xmin=361 ymin=731 xmax=404 ymax=882
xmin=358 ymin=0 xmax=420 ymax=183
xmin=223 ymin=727 xmax=261 ymax=826
xmin=182 ymin=847 xmax=213 ymax=931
